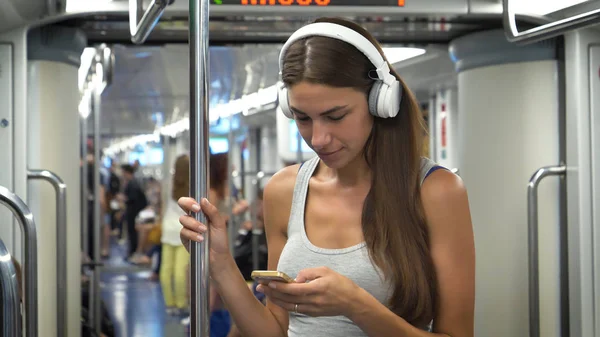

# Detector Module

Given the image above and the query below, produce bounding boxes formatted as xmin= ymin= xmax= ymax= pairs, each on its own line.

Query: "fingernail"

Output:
xmin=192 ymin=204 xmax=200 ymax=212
xmin=196 ymin=235 xmax=203 ymax=242
xmin=256 ymin=285 xmax=264 ymax=293
xmin=201 ymin=198 xmax=209 ymax=206
xmin=198 ymin=225 xmax=207 ymax=232
xmin=268 ymin=282 xmax=276 ymax=289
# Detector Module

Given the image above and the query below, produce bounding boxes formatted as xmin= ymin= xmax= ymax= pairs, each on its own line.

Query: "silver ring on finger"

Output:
xmin=294 ymin=303 xmax=299 ymax=314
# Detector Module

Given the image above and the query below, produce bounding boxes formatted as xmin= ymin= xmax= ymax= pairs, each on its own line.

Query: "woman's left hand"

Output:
xmin=256 ymin=267 xmax=362 ymax=317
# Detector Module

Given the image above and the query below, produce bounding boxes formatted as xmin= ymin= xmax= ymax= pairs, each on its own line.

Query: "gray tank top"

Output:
xmin=277 ymin=156 xmax=443 ymax=336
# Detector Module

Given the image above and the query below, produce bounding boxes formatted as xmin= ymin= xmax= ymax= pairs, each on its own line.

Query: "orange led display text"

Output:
xmin=238 ymin=0 xmax=405 ymax=5
xmin=241 ymin=0 xmax=331 ymax=4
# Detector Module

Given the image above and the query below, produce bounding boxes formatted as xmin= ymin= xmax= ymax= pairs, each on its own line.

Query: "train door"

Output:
xmin=500 ymin=2 xmax=600 ymax=337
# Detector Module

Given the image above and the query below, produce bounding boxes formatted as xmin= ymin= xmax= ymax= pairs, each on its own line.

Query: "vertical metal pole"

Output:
xmin=527 ymin=165 xmax=566 ymax=337
xmin=81 ymin=116 xmax=88 ymax=256
xmin=189 ymin=0 xmax=211 ymax=336
xmin=428 ymin=95 xmax=436 ymax=160
xmin=84 ymin=97 xmax=96 ymax=332
xmin=92 ymin=72 xmax=103 ymax=336
xmin=240 ymin=148 xmax=246 ymax=199
xmin=26 ymin=170 xmax=67 ymax=337
xmin=54 ymin=172 xmax=69 ymax=337
xmin=0 ymin=185 xmax=39 ymax=337
xmin=255 ymin=128 xmax=262 ymax=172
xmin=252 ymin=129 xmax=262 ymax=270
xmin=251 ymin=176 xmax=260 ymax=271
xmin=161 ymin=135 xmax=172 ymax=217
xmin=227 ymin=113 xmax=236 ymax=255
xmin=0 ymin=237 xmax=21 ymax=337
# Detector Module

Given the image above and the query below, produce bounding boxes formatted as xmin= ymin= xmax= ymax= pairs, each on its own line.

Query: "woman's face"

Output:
xmin=288 ymin=82 xmax=374 ymax=169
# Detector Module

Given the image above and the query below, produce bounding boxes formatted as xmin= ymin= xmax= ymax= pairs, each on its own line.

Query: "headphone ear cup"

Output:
xmin=278 ymin=86 xmax=294 ymax=119
xmin=383 ymin=80 xmax=401 ymax=118
xmin=375 ymin=80 xmax=402 ymax=118
xmin=368 ymin=81 xmax=383 ymax=117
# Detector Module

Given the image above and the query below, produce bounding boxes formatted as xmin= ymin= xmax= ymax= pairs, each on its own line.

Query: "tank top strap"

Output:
xmin=419 ymin=157 xmax=448 ymax=186
xmin=287 ymin=157 xmax=320 ymax=236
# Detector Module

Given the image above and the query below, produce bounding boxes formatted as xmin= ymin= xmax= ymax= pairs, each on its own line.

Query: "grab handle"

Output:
xmin=0 ymin=185 xmax=38 ymax=337
xmin=0 ymin=236 xmax=21 ymax=337
xmin=527 ymin=165 xmax=566 ymax=337
xmin=503 ymin=0 xmax=600 ymax=44
xmin=27 ymin=169 xmax=67 ymax=337
xmin=129 ymin=0 xmax=173 ymax=44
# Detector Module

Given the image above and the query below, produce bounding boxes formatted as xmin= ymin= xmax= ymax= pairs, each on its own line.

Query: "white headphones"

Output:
xmin=277 ymin=22 xmax=402 ymax=119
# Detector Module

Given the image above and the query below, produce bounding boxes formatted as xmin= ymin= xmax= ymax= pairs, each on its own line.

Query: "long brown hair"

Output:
xmin=281 ymin=17 xmax=437 ymax=328
xmin=172 ymin=154 xmax=190 ymax=201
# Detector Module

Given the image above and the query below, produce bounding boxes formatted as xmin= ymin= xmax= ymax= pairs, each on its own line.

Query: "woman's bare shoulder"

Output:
xmin=263 ymin=164 xmax=301 ymax=232
xmin=264 ymin=165 xmax=300 ymax=205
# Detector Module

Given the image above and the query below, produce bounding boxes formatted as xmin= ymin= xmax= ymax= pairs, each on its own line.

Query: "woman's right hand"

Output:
xmin=178 ymin=197 xmax=231 ymax=261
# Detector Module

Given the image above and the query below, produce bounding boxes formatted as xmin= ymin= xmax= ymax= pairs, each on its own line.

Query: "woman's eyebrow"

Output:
xmin=290 ymin=105 xmax=348 ymax=116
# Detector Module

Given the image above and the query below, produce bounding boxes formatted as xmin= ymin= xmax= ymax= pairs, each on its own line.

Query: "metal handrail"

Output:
xmin=251 ymin=228 xmax=262 ymax=271
xmin=27 ymin=169 xmax=67 ymax=337
xmin=129 ymin=0 xmax=171 ymax=44
xmin=527 ymin=165 xmax=566 ymax=337
xmin=190 ymin=0 xmax=211 ymax=335
xmin=0 ymin=237 xmax=21 ymax=337
xmin=227 ymin=113 xmax=236 ymax=255
xmin=251 ymin=177 xmax=264 ymax=271
xmin=503 ymin=0 xmax=600 ymax=44
xmin=0 ymin=185 xmax=38 ymax=337
xmin=92 ymin=81 xmax=103 ymax=335
xmin=80 ymin=116 xmax=89 ymax=257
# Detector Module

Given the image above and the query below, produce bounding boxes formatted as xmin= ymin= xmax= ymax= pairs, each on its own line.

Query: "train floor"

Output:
xmin=100 ymin=238 xmax=188 ymax=337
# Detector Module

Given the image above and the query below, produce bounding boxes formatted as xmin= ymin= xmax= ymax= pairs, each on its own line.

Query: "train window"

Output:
xmin=128 ymin=147 xmax=164 ymax=166
xmin=209 ymin=137 xmax=230 ymax=154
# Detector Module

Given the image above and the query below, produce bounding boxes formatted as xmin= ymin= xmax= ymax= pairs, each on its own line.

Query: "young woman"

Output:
xmin=179 ymin=17 xmax=475 ymax=337
xmin=160 ymin=154 xmax=191 ymax=315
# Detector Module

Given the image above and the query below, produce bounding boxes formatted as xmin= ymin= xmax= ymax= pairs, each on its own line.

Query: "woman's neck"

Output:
xmin=319 ymin=154 xmax=371 ymax=187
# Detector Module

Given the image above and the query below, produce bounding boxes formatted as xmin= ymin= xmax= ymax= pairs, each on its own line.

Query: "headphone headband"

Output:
xmin=277 ymin=21 xmax=402 ymax=119
xmin=278 ymin=22 xmax=396 ymax=86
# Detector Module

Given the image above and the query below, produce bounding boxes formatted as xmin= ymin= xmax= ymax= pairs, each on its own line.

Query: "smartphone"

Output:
xmin=251 ymin=270 xmax=294 ymax=283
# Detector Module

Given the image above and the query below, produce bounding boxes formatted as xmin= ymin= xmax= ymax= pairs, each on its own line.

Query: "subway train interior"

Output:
xmin=1 ymin=0 xmax=599 ymax=336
